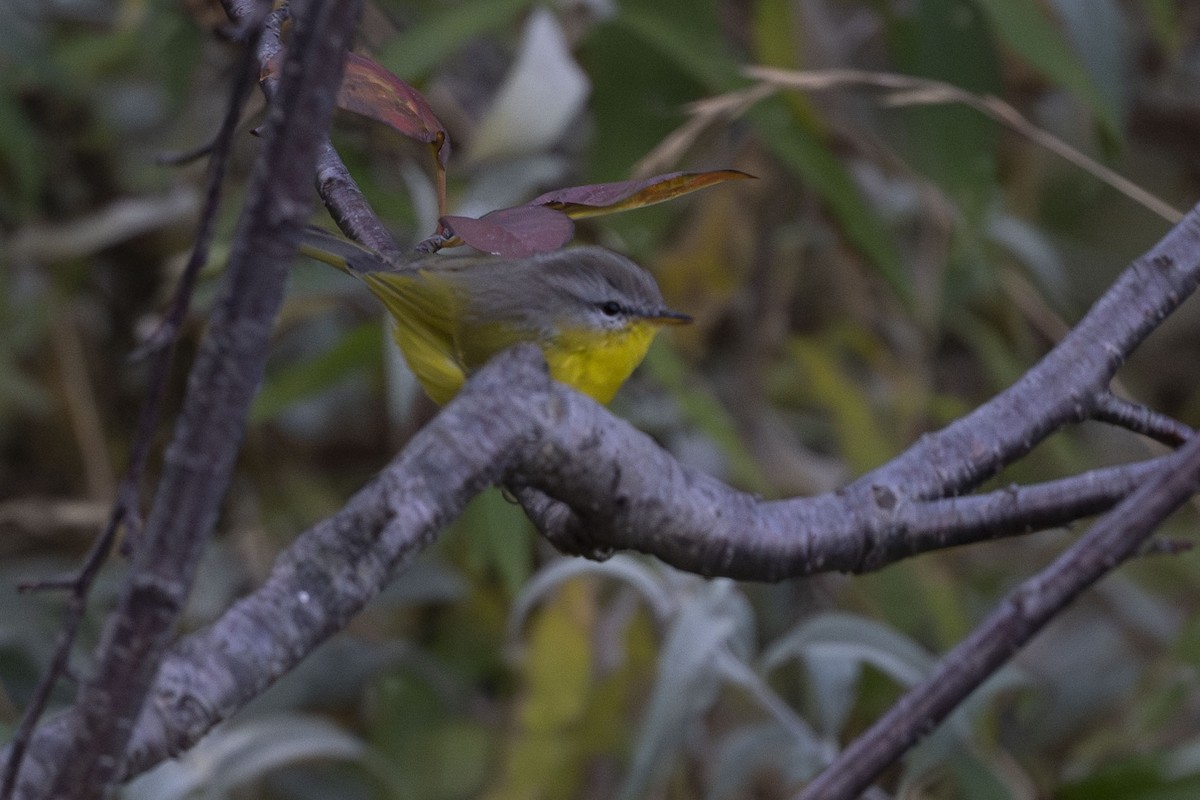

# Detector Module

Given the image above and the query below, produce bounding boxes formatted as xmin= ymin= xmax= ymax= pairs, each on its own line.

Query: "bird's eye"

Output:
xmin=599 ymin=300 xmax=623 ymax=317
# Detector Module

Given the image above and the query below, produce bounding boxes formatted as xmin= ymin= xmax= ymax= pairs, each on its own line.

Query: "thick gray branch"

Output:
xmin=3 ymin=345 xmax=1193 ymax=788
xmin=520 ymin=210 xmax=1200 ymax=560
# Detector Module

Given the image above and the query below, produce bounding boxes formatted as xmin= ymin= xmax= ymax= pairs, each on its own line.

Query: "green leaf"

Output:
xmin=604 ymin=4 xmax=907 ymax=295
xmin=940 ymin=753 xmax=1028 ymax=800
xmin=490 ymin=579 xmax=596 ymax=800
xmin=617 ymin=581 xmax=754 ymax=800
xmin=582 ymin=0 xmax=742 ymax=184
xmin=762 ymin=610 xmax=932 ymax=738
xmin=789 ymin=337 xmax=896 ymax=473
xmin=707 ymin=722 xmax=825 ymax=800
xmin=762 ymin=611 xmax=936 ymax=687
xmin=251 ymin=321 xmax=380 ymax=424
xmin=749 ymin=96 xmax=912 ymax=303
xmin=1144 ymin=0 xmax=1185 ymax=55
xmin=457 ymin=488 xmax=534 ymax=596
xmin=615 ymin=6 xmax=743 ymax=93
xmin=972 ymin=0 xmax=1121 ymax=137
xmin=510 ymin=556 xmax=675 ymax=641
xmin=640 ymin=341 xmax=773 ymax=494
xmin=1059 ymin=755 xmax=1200 ymax=800
xmin=901 ymin=665 xmax=1030 ymax=792
xmin=580 ymin=20 xmax=705 ymax=182
xmin=752 ymin=0 xmax=799 ymax=70
xmin=0 ymin=96 xmax=44 ymax=222
xmin=367 ymin=670 xmax=494 ymax=799
xmin=124 ymin=715 xmax=398 ymax=800
xmin=885 ymin=0 xmax=1002 ymax=226
xmin=1051 ymin=0 xmax=1127 ymax=130
xmin=377 ymin=0 xmax=535 ymax=81
xmin=422 ymin=721 xmax=493 ymax=797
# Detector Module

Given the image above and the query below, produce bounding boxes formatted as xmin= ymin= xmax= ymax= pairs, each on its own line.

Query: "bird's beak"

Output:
xmin=648 ymin=310 xmax=693 ymax=326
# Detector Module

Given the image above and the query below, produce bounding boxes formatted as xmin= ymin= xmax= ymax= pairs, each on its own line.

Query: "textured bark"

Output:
xmin=4 ymin=2 xmax=1199 ymax=796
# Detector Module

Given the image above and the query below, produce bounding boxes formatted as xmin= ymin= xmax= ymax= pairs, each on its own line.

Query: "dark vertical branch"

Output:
xmin=0 ymin=16 xmax=264 ymax=800
xmin=798 ymin=435 xmax=1200 ymax=800
xmin=20 ymin=1 xmax=362 ymax=798
xmin=241 ymin=1 xmax=403 ymax=260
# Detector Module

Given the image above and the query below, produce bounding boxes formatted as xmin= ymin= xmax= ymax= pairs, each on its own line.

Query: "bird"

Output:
xmin=300 ymin=227 xmax=691 ymax=405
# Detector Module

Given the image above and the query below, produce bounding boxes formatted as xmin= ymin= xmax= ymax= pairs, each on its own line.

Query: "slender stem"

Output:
xmin=0 ymin=17 xmax=262 ymax=800
xmin=797 ymin=437 xmax=1200 ymax=800
xmin=24 ymin=2 xmax=361 ymax=797
xmin=1092 ymin=391 xmax=1194 ymax=447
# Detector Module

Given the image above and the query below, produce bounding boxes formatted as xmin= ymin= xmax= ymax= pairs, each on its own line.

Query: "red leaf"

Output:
xmin=528 ymin=169 xmax=754 ymax=218
xmin=260 ymin=52 xmax=450 ymax=165
xmin=337 ymin=52 xmax=451 ymax=167
xmin=439 ymin=206 xmax=574 ymax=258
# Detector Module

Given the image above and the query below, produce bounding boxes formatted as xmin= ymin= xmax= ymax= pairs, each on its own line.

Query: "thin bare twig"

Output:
xmin=0 ymin=12 xmax=264 ymax=800
xmin=48 ymin=306 xmax=115 ymax=502
xmin=121 ymin=22 xmax=263 ymax=470
xmin=9 ymin=1 xmax=359 ymax=797
xmin=3 ymin=189 xmax=197 ymax=265
xmin=634 ymin=83 xmax=774 ymax=178
xmin=155 ymin=140 xmax=216 ymax=167
xmin=746 ymin=66 xmax=1184 ymax=225
xmin=1092 ymin=391 xmax=1194 ymax=447
xmin=797 ymin=434 xmax=1200 ymax=800
xmin=998 ymin=269 xmax=1189 ymax=451
xmin=0 ymin=507 xmax=125 ymax=800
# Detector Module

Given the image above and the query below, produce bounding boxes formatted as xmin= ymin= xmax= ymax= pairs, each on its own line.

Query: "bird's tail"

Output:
xmin=298 ymin=226 xmax=395 ymax=276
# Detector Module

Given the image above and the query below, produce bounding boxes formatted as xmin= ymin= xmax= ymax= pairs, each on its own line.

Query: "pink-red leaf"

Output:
xmin=337 ymin=52 xmax=451 ymax=167
xmin=439 ymin=206 xmax=574 ymax=258
xmin=528 ymin=169 xmax=754 ymax=219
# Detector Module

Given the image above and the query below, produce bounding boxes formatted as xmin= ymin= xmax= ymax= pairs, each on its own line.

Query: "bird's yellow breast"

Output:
xmin=545 ymin=322 xmax=660 ymax=405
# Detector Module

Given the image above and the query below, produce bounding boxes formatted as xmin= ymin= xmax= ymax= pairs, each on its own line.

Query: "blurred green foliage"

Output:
xmin=4 ymin=1 xmax=1200 ymax=798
